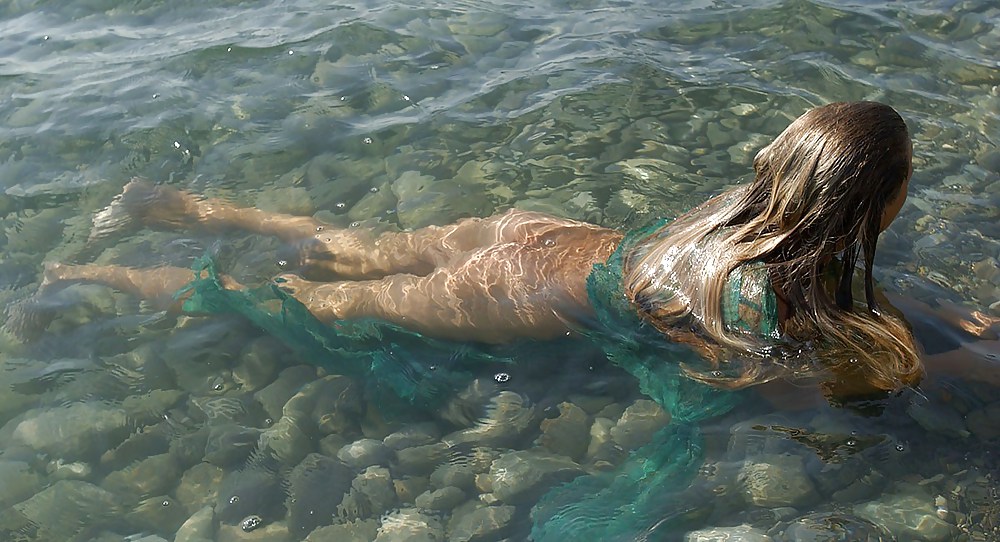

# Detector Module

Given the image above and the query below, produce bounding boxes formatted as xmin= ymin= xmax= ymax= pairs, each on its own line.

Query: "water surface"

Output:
xmin=1 ymin=0 xmax=998 ymax=541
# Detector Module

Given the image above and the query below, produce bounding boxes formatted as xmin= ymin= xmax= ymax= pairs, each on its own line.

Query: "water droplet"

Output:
xmin=229 ymin=495 xmax=240 ymax=504
xmin=241 ymin=515 xmax=263 ymax=532
xmin=402 ymin=95 xmax=411 ymax=101
xmin=895 ymin=443 xmax=905 ymax=452
xmin=363 ymin=137 xmax=373 ymax=145
xmin=173 ymin=141 xmax=181 ymax=149
xmin=152 ymin=93 xmax=160 ymax=99
xmin=227 ymin=47 xmax=232 ymax=52
xmin=335 ymin=202 xmax=346 ymax=209
xmin=370 ymin=186 xmax=379 ymax=193
xmin=846 ymin=438 xmax=857 ymax=447
xmin=350 ymin=221 xmax=361 ymax=228
xmin=277 ymin=260 xmax=288 ymax=267
xmin=161 ymin=499 xmax=171 ymax=507
xmin=287 ymin=50 xmax=294 ymax=55
xmin=315 ymin=225 xmax=324 ymax=232
xmin=428 ymin=365 xmax=437 ymax=371
xmin=542 ymin=238 xmax=555 ymax=247
xmin=494 ymin=372 xmax=510 ymax=383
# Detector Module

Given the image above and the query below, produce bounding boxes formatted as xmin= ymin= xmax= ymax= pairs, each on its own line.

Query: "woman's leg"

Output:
xmin=40 ymin=262 xmax=243 ymax=311
xmin=277 ymin=225 xmax=623 ymax=343
xmin=95 ymin=178 xmax=325 ymax=242
xmin=101 ymin=179 xmax=605 ymax=280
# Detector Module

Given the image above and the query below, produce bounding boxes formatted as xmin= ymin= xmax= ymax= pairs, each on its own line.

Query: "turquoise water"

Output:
xmin=1 ymin=0 xmax=999 ymax=541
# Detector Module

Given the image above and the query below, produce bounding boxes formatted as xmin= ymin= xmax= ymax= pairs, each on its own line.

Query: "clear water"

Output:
xmin=1 ymin=0 xmax=998 ymax=541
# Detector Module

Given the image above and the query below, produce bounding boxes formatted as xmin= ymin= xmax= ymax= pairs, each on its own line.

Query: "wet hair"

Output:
xmin=623 ymin=101 xmax=921 ymax=397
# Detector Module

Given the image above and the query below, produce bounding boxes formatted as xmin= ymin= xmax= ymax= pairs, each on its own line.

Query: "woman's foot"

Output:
xmin=89 ymin=177 xmax=197 ymax=241
xmin=272 ymin=273 xmax=351 ymax=322
xmin=2 ymin=262 xmax=70 ymax=341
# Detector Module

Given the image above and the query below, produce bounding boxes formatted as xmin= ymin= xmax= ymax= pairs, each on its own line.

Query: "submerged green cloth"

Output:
xmin=723 ymin=260 xmax=780 ymax=339
xmin=530 ymin=221 xmax=750 ymax=540
xmin=175 ymin=219 xmax=780 ymax=539
xmin=176 ymin=257 xmax=520 ymax=412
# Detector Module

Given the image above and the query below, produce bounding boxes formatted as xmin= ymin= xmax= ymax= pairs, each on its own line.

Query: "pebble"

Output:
xmin=340 ymin=466 xmax=397 ymax=520
xmin=257 ymin=414 xmax=314 ymax=465
xmin=966 ymin=402 xmax=1000 ymax=440
xmin=10 ymin=402 xmax=128 ymax=460
xmin=610 ymin=399 xmax=671 ymax=450
xmin=286 ymin=453 xmax=354 ymax=539
xmin=215 ymin=465 xmax=284 ymax=526
xmin=444 ymin=390 xmax=537 ymax=448
xmin=125 ymin=494 xmax=189 ymax=535
xmin=0 ymin=460 xmax=43 ymax=508
xmin=685 ymin=524 xmax=772 ymax=541
xmin=337 ymin=438 xmax=392 ymax=469
xmin=430 ymin=462 xmax=478 ymax=493
xmin=253 ymin=365 xmax=317 ymax=422
xmin=304 ymin=519 xmax=380 ymax=542
xmin=383 ymin=422 xmax=441 ymax=450
xmin=47 ymin=458 xmax=93 ymax=481
xmin=233 ymin=337 xmax=285 ymax=392
xmin=415 ymin=485 xmax=466 ymax=511
xmin=538 ymin=401 xmax=591 ymax=461
xmin=174 ymin=505 xmax=216 ymax=542
xmin=204 ymin=423 xmax=262 ymax=467
xmin=907 ymin=401 xmax=971 ymax=439
xmin=3 ymin=480 xmax=124 ymax=541
xmin=447 ymin=504 xmax=516 ymax=542
xmin=375 ymin=507 xmax=444 ymax=542
xmin=394 ymin=475 xmax=430 ymax=504
xmin=306 ymin=375 xmax=365 ymax=436
xmin=216 ymin=520 xmax=291 ymax=542
xmin=739 ymin=453 xmax=819 ymax=508
xmin=487 ymin=450 xmax=585 ymax=504
xmin=101 ymin=452 xmax=181 ymax=501
xmin=121 ymin=389 xmax=186 ymax=425
xmin=396 ymin=441 xmax=451 ymax=475
xmin=855 ymin=491 xmax=959 ymax=542
xmin=783 ymin=512 xmax=889 ymax=541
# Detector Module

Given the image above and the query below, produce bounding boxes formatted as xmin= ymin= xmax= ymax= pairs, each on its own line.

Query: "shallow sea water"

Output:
xmin=1 ymin=0 xmax=999 ymax=541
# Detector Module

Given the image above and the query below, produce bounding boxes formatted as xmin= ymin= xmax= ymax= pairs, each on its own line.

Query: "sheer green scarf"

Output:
xmin=174 ymin=218 xmax=780 ymax=539
xmin=530 ymin=222 xmax=746 ymax=540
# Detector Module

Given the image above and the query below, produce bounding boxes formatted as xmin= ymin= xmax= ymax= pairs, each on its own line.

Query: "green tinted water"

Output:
xmin=1 ymin=0 xmax=998 ymax=541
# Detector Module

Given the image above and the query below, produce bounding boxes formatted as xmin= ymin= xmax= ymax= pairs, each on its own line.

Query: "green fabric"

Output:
xmin=530 ymin=220 xmax=745 ymax=540
xmin=722 ymin=260 xmax=780 ymax=339
xmin=175 ymin=257 xmax=518 ymax=413
xmin=174 ymin=219 xmax=779 ymax=539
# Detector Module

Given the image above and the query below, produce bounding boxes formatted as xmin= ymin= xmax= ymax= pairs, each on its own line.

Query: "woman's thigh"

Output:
xmin=282 ymin=230 xmax=618 ymax=343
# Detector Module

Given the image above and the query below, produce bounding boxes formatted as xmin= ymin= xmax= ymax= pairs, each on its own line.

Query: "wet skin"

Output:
xmin=47 ymin=179 xmax=623 ymax=343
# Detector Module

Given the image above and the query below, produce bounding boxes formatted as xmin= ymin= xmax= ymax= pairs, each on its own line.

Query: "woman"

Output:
xmin=23 ymin=101 xmax=991 ymax=401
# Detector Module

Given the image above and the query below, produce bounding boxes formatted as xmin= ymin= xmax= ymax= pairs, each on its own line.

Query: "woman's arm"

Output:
xmin=884 ymin=293 xmax=1000 ymax=388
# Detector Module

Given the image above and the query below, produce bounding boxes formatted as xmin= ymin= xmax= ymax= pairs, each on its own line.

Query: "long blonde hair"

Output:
xmin=623 ymin=101 xmax=921 ymax=396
